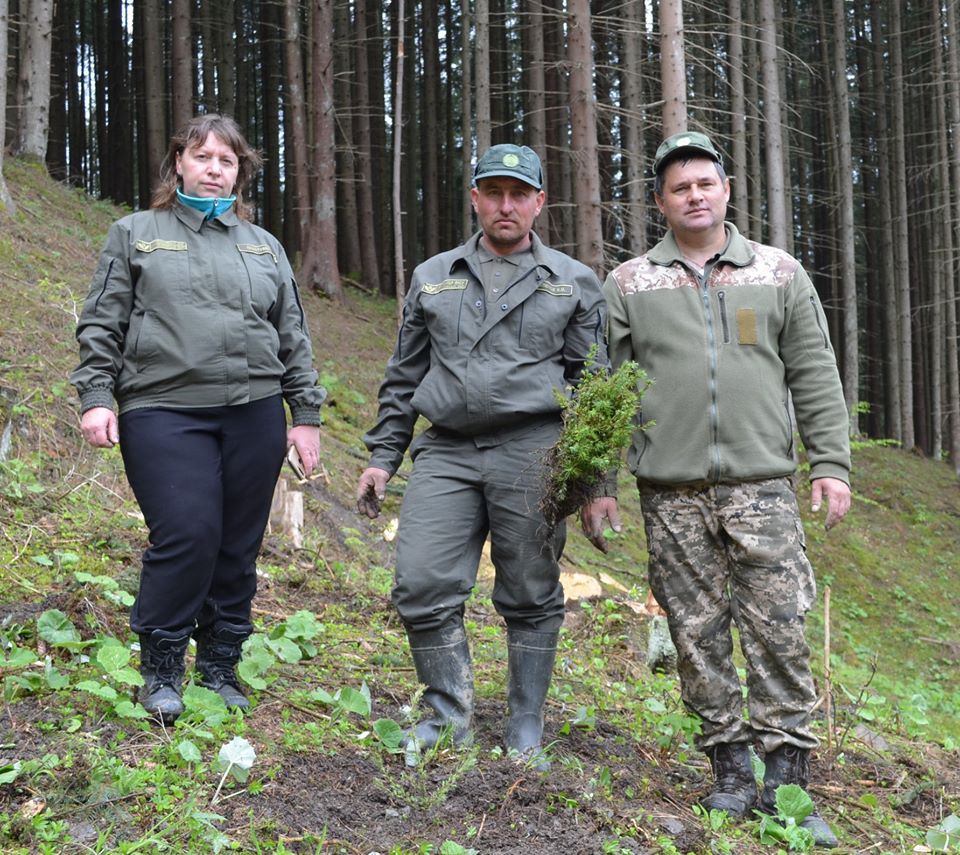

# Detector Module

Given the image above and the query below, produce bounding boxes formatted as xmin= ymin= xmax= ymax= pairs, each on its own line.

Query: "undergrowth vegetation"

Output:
xmin=0 ymin=158 xmax=958 ymax=853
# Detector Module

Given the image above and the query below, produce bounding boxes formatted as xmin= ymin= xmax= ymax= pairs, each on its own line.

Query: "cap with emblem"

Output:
xmin=652 ymin=131 xmax=722 ymax=176
xmin=472 ymin=144 xmax=543 ymax=190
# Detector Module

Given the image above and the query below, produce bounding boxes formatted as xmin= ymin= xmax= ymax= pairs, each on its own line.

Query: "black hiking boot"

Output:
xmin=698 ymin=742 xmax=758 ymax=819
xmin=194 ymin=621 xmax=253 ymax=710
xmin=138 ymin=628 xmax=191 ymax=724
xmin=761 ymin=745 xmax=838 ymax=848
xmin=504 ymin=628 xmax=558 ymax=771
xmin=404 ymin=618 xmax=474 ymax=766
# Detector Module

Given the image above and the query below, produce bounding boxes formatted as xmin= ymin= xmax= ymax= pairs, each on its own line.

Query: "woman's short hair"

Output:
xmin=151 ymin=114 xmax=263 ymax=220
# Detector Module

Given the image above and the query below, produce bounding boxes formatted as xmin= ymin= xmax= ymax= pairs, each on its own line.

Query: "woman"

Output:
xmin=71 ymin=114 xmax=325 ymax=723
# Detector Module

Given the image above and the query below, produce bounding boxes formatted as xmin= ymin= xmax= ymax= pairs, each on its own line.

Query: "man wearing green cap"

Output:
xmin=584 ymin=131 xmax=850 ymax=847
xmin=357 ymin=143 xmax=609 ymax=770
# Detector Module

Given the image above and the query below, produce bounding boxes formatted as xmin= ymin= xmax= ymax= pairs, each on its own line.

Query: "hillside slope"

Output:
xmin=0 ymin=159 xmax=958 ymax=854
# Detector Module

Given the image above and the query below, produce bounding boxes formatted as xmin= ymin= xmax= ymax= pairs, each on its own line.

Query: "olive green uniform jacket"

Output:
xmin=71 ymin=201 xmax=324 ymax=425
xmin=603 ymin=224 xmax=850 ymax=487
xmin=364 ymin=231 xmax=607 ymax=474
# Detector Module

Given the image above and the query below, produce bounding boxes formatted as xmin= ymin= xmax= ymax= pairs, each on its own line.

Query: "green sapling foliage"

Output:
xmin=540 ymin=350 xmax=649 ymax=526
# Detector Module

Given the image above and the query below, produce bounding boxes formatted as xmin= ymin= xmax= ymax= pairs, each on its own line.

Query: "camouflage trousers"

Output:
xmin=640 ymin=476 xmax=819 ymax=753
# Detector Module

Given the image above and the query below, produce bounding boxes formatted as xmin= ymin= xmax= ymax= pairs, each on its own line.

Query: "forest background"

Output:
xmin=4 ymin=0 xmax=960 ymax=476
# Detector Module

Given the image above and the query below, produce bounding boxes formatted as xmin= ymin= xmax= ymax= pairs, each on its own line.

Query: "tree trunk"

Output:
xmin=171 ymin=0 xmax=192 ymax=131
xmin=944 ymin=0 xmax=960 ymax=472
xmin=461 ymin=0 xmax=474 ymax=241
xmin=475 ymin=0 xmax=490 ymax=153
xmin=832 ymin=0 xmax=858 ymax=435
xmin=727 ymin=0 xmax=748 ymax=234
xmin=284 ymin=0 xmax=311 ymax=256
xmin=105 ymin=0 xmax=132 ymax=205
xmin=757 ymin=0 xmax=787 ymax=249
xmin=45 ymin=0 xmax=66 ymax=181
xmin=393 ymin=0 xmax=407 ymax=309
xmin=300 ymin=0 xmax=342 ymax=300
xmin=352 ymin=0 xmax=382 ymax=291
xmin=13 ymin=0 xmax=53 ymax=160
xmin=621 ymin=0 xmax=646 ymax=255
xmin=890 ymin=0 xmax=914 ymax=449
xmin=659 ymin=0 xmax=687 ymax=135
xmin=0 ymin=0 xmax=15 ymax=213
xmin=140 ymin=0 xmax=166 ymax=192
xmin=421 ymin=0 xmax=441 ymax=259
xmin=525 ymin=0 xmax=551 ymax=243
xmin=568 ymin=0 xmax=603 ymax=273
xmin=217 ymin=0 xmax=237 ymax=117
xmin=868 ymin=0 xmax=899 ymax=440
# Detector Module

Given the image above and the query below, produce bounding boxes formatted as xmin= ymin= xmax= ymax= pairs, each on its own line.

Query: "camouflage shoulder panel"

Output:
xmin=734 ymin=241 xmax=802 ymax=289
xmin=610 ymin=255 xmax=693 ymax=295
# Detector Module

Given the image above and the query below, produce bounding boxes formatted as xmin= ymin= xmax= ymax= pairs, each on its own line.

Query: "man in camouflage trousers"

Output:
xmin=583 ymin=131 xmax=851 ymax=847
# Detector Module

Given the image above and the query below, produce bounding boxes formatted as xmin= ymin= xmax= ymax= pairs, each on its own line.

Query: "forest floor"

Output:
xmin=0 ymin=157 xmax=958 ymax=854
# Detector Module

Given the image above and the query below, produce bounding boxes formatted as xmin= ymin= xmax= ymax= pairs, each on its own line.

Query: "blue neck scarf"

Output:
xmin=177 ymin=189 xmax=237 ymax=220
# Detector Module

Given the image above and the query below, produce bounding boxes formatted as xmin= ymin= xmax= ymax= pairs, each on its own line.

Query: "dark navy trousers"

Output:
xmin=118 ymin=396 xmax=287 ymax=635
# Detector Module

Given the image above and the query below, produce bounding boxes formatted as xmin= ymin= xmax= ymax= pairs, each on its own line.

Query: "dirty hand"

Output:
xmin=80 ymin=407 xmax=119 ymax=448
xmin=287 ymin=425 xmax=321 ymax=477
xmin=580 ymin=496 xmax=622 ymax=553
xmin=357 ymin=467 xmax=390 ymax=519
xmin=811 ymin=477 xmax=851 ymax=530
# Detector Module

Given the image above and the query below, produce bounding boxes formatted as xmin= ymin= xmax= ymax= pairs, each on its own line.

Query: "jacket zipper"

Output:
xmin=717 ymin=290 xmax=730 ymax=343
xmin=92 ymin=259 xmax=115 ymax=311
xmin=699 ymin=268 xmax=722 ymax=482
xmin=809 ymin=295 xmax=829 ymax=349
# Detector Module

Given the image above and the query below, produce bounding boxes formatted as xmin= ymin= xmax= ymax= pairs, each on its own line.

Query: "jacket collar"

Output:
xmin=449 ymin=230 xmax=557 ymax=278
xmin=172 ymin=198 xmax=240 ymax=232
xmin=648 ymin=222 xmax=755 ymax=269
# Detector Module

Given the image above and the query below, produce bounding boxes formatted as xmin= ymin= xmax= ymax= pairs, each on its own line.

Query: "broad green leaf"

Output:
xmin=177 ymin=740 xmax=203 ymax=763
xmin=182 ymin=684 xmax=229 ymax=725
xmin=218 ymin=736 xmax=256 ymax=782
xmin=96 ymin=640 xmax=132 ymax=672
xmin=775 ymin=783 xmax=815 ymax=824
xmin=237 ymin=660 xmax=268 ymax=690
xmin=31 ymin=554 xmax=54 ymax=567
xmin=114 ymin=700 xmax=149 ymax=719
xmin=283 ymin=610 xmax=323 ymax=640
xmin=310 ymin=687 xmax=336 ymax=705
xmin=265 ymin=635 xmax=301 ymax=664
xmin=373 ymin=718 xmax=404 ymax=753
xmin=0 ymin=763 xmax=21 ymax=785
xmin=55 ymin=552 xmax=80 ymax=566
xmin=112 ymin=666 xmax=144 ymax=687
xmin=337 ymin=686 xmax=371 ymax=717
xmin=0 ymin=646 xmax=36 ymax=668
xmin=44 ymin=666 xmax=70 ymax=691
xmin=76 ymin=680 xmax=118 ymax=701
xmin=37 ymin=610 xmax=81 ymax=646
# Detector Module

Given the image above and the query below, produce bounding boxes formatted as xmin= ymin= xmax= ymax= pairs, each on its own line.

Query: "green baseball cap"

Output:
xmin=473 ymin=144 xmax=543 ymax=189
xmin=653 ymin=131 xmax=722 ymax=175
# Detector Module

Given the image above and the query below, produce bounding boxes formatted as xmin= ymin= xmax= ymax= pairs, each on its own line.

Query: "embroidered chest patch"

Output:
xmin=135 ymin=239 xmax=188 ymax=253
xmin=422 ymin=279 xmax=469 ymax=294
xmin=535 ymin=282 xmax=573 ymax=297
xmin=237 ymin=243 xmax=278 ymax=264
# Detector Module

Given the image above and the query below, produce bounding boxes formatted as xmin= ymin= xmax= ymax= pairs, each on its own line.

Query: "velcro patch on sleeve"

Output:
xmin=135 ymin=239 xmax=188 ymax=253
xmin=736 ymin=307 xmax=758 ymax=345
xmin=421 ymin=279 xmax=469 ymax=294
xmin=237 ymin=243 xmax=278 ymax=263
xmin=535 ymin=282 xmax=573 ymax=296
